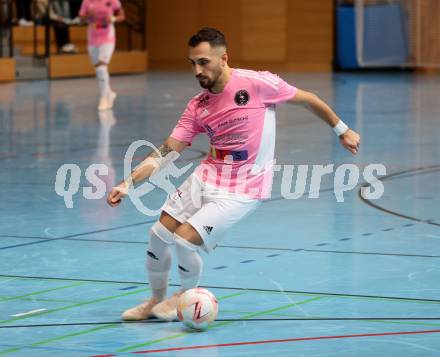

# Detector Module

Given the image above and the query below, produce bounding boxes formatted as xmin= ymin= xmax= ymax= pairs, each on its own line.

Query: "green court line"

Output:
xmin=116 ymin=296 xmax=323 ymax=353
xmin=0 ymin=290 xmax=246 ymax=356
xmin=253 ymin=289 xmax=440 ymax=305
xmin=0 ymin=282 xmax=84 ymax=302
xmin=217 ymin=291 xmax=248 ymax=300
xmin=366 ymin=319 xmax=440 ymax=328
xmin=0 ymin=296 xmax=82 ymax=304
xmin=0 ymin=324 xmax=118 ymax=356
xmin=0 ymin=288 xmax=151 ymax=325
xmin=221 ymin=309 xmax=440 ymax=328
xmin=0 ymin=288 xmax=151 ymax=355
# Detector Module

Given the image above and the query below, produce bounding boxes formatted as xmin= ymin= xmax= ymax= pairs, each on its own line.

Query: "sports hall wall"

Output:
xmin=146 ymin=0 xmax=334 ymax=71
xmin=2 ymin=0 xmax=439 ymax=82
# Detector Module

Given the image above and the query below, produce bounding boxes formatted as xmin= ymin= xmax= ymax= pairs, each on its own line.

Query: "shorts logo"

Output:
xmin=172 ymin=189 xmax=183 ymax=200
xmin=234 ymin=90 xmax=250 ymax=106
xmin=203 ymin=226 xmax=213 ymax=235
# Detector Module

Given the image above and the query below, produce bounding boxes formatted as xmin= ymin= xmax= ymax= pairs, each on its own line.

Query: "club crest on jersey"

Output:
xmin=106 ymin=1 xmax=111 ymax=7
xmin=234 ymin=90 xmax=250 ymax=106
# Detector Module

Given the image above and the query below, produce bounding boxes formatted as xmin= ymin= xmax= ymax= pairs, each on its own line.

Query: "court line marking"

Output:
xmin=0 ymin=291 xmax=246 ymax=356
xmin=218 ymin=244 xmax=440 ymax=259
xmin=2 ymin=317 xmax=440 ymax=329
xmin=115 ymin=296 xmax=323 ymax=353
xmin=1 ymin=274 xmax=439 ymax=304
xmin=0 ymin=282 xmax=84 ymax=302
xmin=11 ymin=309 xmax=47 ymax=317
xmin=300 ymin=248 xmax=440 ymax=259
xmin=0 ymin=288 xmax=151 ymax=325
xmin=359 ymin=165 xmax=440 ymax=227
xmin=0 ymin=296 xmax=82 ymax=304
xmin=95 ymin=329 xmax=440 ymax=356
xmin=0 ymin=325 xmax=119 ymax=356
xmin=3 ymin=236 xmax=438 ymax=259
xmin=0 ymin=220 xmax=156 ymax=250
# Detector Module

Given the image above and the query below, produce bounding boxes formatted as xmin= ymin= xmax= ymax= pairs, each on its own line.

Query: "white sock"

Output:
xmin=174 ymin=234 xmax=203 ymax=291
xmin=147 ymin=222 xmax=173 ymax=301
xmin=95 ymin=65 xmax=110 ymax=98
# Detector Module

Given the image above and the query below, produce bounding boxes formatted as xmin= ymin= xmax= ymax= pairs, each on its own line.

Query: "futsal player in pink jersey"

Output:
xmin=107 ymin=28 xmax=361 ymax=321
xmin=79 ymin=0 xmax=125 ymax=110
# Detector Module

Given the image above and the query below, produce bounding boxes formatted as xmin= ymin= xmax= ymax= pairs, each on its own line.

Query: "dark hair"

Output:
xmin=188 ymin=27 xmax=227 ymax=48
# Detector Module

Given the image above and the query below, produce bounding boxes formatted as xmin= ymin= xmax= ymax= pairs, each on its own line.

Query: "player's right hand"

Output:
xmin=107 ymin=180 xmax=130 ymax=207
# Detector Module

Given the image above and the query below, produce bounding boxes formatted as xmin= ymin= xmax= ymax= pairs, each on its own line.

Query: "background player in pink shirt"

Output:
xmin=79 ymin=0 xmax=125 ymax=110
xmin=107 ymin=28 xmax=361 ymax=321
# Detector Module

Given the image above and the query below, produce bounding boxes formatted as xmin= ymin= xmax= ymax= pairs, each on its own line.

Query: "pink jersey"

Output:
xmin=171 ymin=69 xmax=297 ymax=199
xmin=79 ymin=0 xmax=121 ymax=46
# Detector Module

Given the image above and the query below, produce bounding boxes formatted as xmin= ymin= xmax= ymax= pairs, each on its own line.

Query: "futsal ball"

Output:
xmin=177 ymin=288 xmax=218 ymax=330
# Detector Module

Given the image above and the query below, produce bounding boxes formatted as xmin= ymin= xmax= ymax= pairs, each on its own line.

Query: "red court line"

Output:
xmin=90 ymin=329 xmax=440 ymax=356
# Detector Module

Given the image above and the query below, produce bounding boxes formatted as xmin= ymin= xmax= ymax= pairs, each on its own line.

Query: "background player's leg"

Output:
xmin=95 ymin=44 xmax=116 ymax=110
xmin=95 ymin=62 xmax=110 ymax=108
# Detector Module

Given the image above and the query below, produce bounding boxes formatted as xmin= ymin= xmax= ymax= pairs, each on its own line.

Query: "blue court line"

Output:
xmin=2 ymin=273 xmax=440 ymax=303
xmin=218 ymin=245 xmax=440 ymax=258
xmin=0 ymin=235 xmax=47 ymax=239
xmin=0 ymin=220 xmax=156 ymax=250
xmin=359 ymin=165 xmax=440 ymax=227
xmin=0 ymin=234 xmax=147 ymax=245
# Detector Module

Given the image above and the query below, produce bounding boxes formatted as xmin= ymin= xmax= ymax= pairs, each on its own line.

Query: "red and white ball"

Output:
xmin=177 ymin=288 xmax=218 ymax=330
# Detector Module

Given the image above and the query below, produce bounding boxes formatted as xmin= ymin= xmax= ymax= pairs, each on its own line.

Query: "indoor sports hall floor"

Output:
xmin=0 ymin=71 xmax=439 ymax=356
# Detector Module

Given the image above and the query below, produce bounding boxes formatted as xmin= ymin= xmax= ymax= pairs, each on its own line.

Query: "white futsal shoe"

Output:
xmin=98 ymin=91 xmax=117 ymax=111
xmin=121 ymin=298 xmax=159 ymax=321
xmin=152 ymin=291 xmax=183 ymax=321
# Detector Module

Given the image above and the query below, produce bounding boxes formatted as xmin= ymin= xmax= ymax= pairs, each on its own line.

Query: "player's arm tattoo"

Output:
xmin=149 ymin=143 xmax=174 ymax=159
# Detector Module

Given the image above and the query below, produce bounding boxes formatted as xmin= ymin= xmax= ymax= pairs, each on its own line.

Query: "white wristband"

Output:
xmin=333 ymin=120 xmax=349 ymax=136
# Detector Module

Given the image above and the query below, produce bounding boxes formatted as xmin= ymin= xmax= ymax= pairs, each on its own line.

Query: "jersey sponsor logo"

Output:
xmin=203 ymin=226 xmax=213 ymax=235
xmin=197 ymin=94 xmax=210 ymax=108
xmin=234 ymin=90 xmax=250 ymax=106
xmin=204 ymin=124 xmax=216 ymax=139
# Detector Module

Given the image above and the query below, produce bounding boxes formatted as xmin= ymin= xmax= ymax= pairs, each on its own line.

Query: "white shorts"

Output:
xmin=88 ymin=43 xmax=115 ymax=66
xmin=162 ymin=174 xmax=261 ymax=253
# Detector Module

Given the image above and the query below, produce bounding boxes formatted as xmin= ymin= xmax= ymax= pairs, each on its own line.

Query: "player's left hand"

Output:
xmin=339 ymin=129 xmax=360 ymax=154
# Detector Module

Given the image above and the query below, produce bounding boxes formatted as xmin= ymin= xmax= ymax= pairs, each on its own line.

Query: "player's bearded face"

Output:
xmin=196 ymin=63 xmax=222 ymax=89
xmin=189 ymin=43 xmax=225 ymax=90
